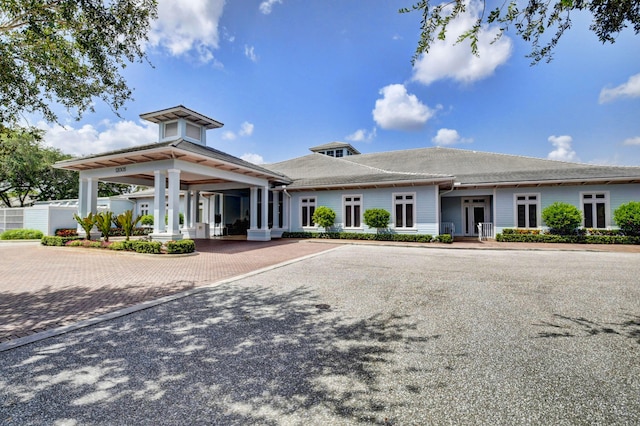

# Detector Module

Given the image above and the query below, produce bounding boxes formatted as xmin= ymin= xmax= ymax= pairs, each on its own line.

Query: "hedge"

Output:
xmin=282 ymin=231 xmax=447 ymax=243
xmin=1 ymin=229 xmax=44 ymax=240
xmin=496 ymin=233 xmax=640 ymax=245
xmin=166 ymin=239 xmax=196 ymax=254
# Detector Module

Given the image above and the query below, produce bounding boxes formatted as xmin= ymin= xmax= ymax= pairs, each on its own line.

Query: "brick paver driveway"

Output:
xmin=0 ymin=239 xmax=340 ymax=342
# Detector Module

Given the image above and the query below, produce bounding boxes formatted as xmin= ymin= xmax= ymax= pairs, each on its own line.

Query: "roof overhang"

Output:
xmin=139 ymin=105 xmax=223 ymax=129
xmin=454 ymin=177 xmax=640 ymax=189
xmin=284 ymin=178 xmax=455 ymax=191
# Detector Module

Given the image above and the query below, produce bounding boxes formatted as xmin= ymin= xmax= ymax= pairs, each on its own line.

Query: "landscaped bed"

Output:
xmin=41 ymin=235 xmax=196 ymax=254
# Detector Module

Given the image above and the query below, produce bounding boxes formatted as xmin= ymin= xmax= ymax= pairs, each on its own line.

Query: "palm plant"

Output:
xmin=116 ymin=209 xmax=142 ymax=241
xmin=73 ymin=212 xmax=96 ymax=240
xmin=95 ymin=211 xmax=115 ymax=242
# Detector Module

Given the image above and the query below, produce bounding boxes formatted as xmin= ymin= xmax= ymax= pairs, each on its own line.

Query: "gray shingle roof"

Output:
xmin=265 ymin=153 xmax=453 ymax=189
xmin=263 ymin=147 xmax=640 ymax=189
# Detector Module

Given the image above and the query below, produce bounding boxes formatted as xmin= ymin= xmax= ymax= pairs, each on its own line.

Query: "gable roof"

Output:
xmin=55 ymin=139 xmax=291 ymax=184
xmin=264 ymin=147 xmax=640 ymax=190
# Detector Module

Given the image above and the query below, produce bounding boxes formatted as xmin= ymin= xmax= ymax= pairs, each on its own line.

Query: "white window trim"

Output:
xmin=580 ymin=191 xmax=610 ymax=228
xmin=163 ymin=121 xmax=179 ymax=139
xmin=392 ymin=192 xmax=417 ymax=230
xmin=343 ymin=194 xmax=363 ymax=229
xmin=513 ymin=193 xmax=541 ymax=229
xmin=300 ymin=197 xmax=317 ymax=228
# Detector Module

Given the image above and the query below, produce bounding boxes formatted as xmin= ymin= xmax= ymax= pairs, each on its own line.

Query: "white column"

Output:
xmin=78 ymin=178 xmax=88 ymax=218
xmin=271 ymin=191 xmax=279 ymax=229
xmin=167 ymin=169 xmax=181 ymax=236
xmin=86 ymin=178 xmax=98 ymax=215
xmin=185 ymin=190 xmax=192 ymax=229
xmin=249 ymin=187 xmax=258 ymax=230
xmin=153 ymin=170 xmax=166 ymax=234
xmin=261 ymin=186 xmax=269 ymax=230
xmin=283 ymin=192 xmax=290 ymax=230
xmin=192 ymin=191 xmax=200 ymax=224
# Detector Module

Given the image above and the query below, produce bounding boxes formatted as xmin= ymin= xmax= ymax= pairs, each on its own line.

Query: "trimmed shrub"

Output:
xmin=166 ymin=239 xmax=196 ymax=254
xmin=41 ymin=236 xmax=64 ymax=246
xmin=312 ymin=206 xmax=336 ymax=232
xmin=140 ymin=214 xmax=154 ymax=226
xmin=1 ymin=229 xmax=43 ymax=240
xmin=542 ymin=202 xmax=582 ymax=235
xmin=363 ymin=208 xmax=391 ymax=233
xmin=613 ymin=201 xmax=640 ymax=236
xmin=131 ymin=240 xmax=162 ymax=254
xmin=436 ymin=234 xmax=453 ymax=243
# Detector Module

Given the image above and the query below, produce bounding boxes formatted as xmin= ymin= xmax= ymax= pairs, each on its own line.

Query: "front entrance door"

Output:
xmin=463 ymin=198 xmax=488 ymax=236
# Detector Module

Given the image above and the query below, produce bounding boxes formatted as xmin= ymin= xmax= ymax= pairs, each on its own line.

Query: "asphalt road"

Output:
xmin=1 ymin=245 xmax=639 ymax=425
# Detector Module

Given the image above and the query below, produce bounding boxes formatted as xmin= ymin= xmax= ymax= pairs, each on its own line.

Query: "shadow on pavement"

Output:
xmin=0 ymin=284 xmax=438 ymax=425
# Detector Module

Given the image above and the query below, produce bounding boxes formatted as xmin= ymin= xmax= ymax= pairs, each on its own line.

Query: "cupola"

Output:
xmin=140 ymin=105 xmax=224 ymax=146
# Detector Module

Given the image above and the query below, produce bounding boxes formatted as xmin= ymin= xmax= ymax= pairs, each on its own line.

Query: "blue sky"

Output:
xmin=37 ymin=0 xmax=640 ymax=166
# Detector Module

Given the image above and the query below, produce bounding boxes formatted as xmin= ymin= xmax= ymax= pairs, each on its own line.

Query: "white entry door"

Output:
xmin=463 ymin=198 xmax=488 ymax=236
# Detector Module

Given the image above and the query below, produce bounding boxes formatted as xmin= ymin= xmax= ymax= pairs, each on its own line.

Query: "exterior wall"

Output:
xmin=494 ymin=183 xmax=640 ymax=233
xmin=288 ymin=185 xmax=439 ymax=235
xmin=23 ymin=205 xmax=77 ymax=236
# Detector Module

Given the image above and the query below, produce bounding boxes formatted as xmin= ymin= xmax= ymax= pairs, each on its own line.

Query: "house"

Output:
xmin=54 ymin=106 xmax=640 ymax=240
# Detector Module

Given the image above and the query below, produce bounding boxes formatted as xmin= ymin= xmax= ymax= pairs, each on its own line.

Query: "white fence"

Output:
xmin=0 ymin=208 xmax=24 ymax=233
xmin=477 ymin=222 xmax=494 ymax=241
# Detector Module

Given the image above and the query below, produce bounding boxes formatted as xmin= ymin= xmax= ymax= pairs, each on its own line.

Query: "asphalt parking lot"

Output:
xmin=1 ymin=244 xmax=639 ymax=425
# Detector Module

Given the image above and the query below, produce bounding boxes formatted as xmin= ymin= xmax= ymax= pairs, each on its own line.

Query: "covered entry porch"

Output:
xmin=440 ymin=193 xmax=495 ymax=240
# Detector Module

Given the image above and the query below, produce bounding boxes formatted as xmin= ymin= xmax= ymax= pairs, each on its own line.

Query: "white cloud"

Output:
xmin=37 ymin=120 xmax=158 ymax=157
xmin=239 ymin=122 xmax=254 ymax=137
xmin=259 ymin=0 xmax=282 ymax=14
xmin=221 ymin=131 xmax=237 ymax=140
xmin=372 ymin=84 xmax=435 ymax=131
xmin=411 ymin=0 xmax=512 ymax=86
xmin=432 ymin=128 xmax=473 ymax=146
xmin=599 ymin=73 xmax=640 ymax=103
xmin=244 ymin=45 xmax=258 ymax=62
xmin=149 ymin=0 xmax=225 ymax=63
xmin=241 ymin=153 xmax=265 ymax=164
xmin=346 ymin=128 xmax=376 ymax=142
xmin=222 ymin=122 xmax=255 ymax=140
xmin=547 ymin=135 xmax=578 ymax=162
xmin=623 ymin=136 xmax=640 ymax=145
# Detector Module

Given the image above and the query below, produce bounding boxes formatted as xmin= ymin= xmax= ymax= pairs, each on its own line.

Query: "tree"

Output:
xmin=542 ymin=202 xmax=582 ymax=234
xmin=0 ymin=0 xmax=157 ymax=124
xmin=116 ymin=209 xmax=142 ymax=241
xmin=401 ymin=0 xmax=640 ymax=64
xmin=0 ymin=127 xmax=78 ymax=206
xmin=312 ymin=206 xmax=336 ymax=233
xmin=363 ymin=208 xmax=391 ymax=234
xmin=0 ymin=126 xmax=133 ymax=207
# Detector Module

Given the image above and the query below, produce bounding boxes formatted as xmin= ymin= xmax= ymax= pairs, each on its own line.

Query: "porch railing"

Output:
xmin=440 ymin=222 xmax=455 ymax=236
xmin=477 ymin=222 xmax=494 ymax=241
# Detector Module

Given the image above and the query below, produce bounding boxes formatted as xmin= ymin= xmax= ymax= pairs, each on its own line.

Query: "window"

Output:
xmin=335 ymin=150 xmax=344 ymax=158
xmin=301 ymin=197 xmax=316 ymax=227
xmin=582 ymin=192 xmax=608 ymax=228
xmin=186 ymin=123 xmax=201 ymax=141
xmin=326 ymin=150 xmax=335 ymax=157
xmin=515 ymin=194 xmax=539 ymax=228
xmin=139 ymin=203 xmax=149 ymax=216
xmin=344 ymin=195 xmax=362 ymax=228
xmin=394 ymin=193 xmax=415 ymax=228
xmin=164 ymin=122 xmax=178 ymax=138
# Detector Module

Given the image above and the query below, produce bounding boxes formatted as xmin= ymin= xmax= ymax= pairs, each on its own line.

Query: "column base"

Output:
xmin=149 ymin=232 xmax=183 ymax=242
xmin=247 ymin=228 xmax=271 ymax=241
xmin=180 ymin=227 xmax=197 ymax=239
